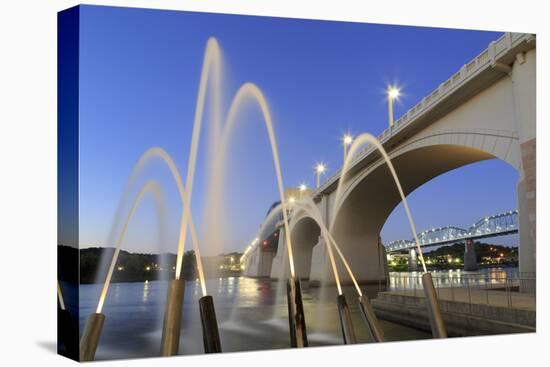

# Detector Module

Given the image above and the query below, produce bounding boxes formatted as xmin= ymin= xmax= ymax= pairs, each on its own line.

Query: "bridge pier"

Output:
xmin=270 ymin=227 xmax=291 ymax=280
xmin=309 ymin=235 xmax=388 ymax=285
xmin=512 ymin=47 xmax=536 ymax=292
xmin=408 ymin=248 xmax=418 ymax=272
xmin=463 ymin=239 xmax=478 ymax=271
xmin=244 ymin=247 xmax=276 ymax=277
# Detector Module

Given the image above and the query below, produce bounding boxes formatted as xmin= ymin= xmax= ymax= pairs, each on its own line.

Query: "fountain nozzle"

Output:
xmin=161 ymin=278 xmax=185 ymax=356
xmin=286 ymin=277 xmax=308 ymax=347
xmin=358 ymin=294 xmax=385 ymax=342
xmin=79 ymin=312 xmax=105 ymax=361
xmin=336 ymin=294 xmax=357 ymax=344
xmin=199 ymin=295 xmax=222 ymax=353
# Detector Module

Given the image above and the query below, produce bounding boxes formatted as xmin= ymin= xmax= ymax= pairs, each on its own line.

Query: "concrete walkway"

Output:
xmin=387 ymin=286 xmax=535 ymax=312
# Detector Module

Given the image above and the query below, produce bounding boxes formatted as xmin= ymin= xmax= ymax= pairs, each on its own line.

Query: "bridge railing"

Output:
xmin=382 ymin=271 xmax=536 ymax=312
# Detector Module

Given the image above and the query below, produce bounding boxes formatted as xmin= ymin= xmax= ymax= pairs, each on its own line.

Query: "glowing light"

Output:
xmin=315 ymin=163 xmax=326 ymax=188
xmin=343 ymin=134 xmax=353 ymax=145
xmin=117 ymin=266 xmax=124 ymax=271
xmin=289 ymin=196 xmax=296 ymax=203
xmin=388 ymin=86 xmax=400 ymax=99
xmin=145 ymin=266 xmax=151 ymax=271
xmin=299 ymin=184 xmax=307 ymax=192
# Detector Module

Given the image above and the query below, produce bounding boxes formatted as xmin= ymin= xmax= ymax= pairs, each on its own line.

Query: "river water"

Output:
xmin=76 ymin=267 xmax=517 ymax=360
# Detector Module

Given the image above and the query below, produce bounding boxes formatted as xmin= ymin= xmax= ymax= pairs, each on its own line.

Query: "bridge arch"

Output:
xmin=329 ymin=136 xmax=519 ymax=283
xmin=289 ymin=214 xmax=322 ymax=280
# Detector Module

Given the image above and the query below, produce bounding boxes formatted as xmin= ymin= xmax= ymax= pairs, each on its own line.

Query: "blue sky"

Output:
xmin=77 ymin=5 xmax=518 ymax=254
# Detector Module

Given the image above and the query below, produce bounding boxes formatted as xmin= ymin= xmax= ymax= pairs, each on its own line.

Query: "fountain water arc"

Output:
xmin=290 ymin=200 xmax=342 ymax=294
xmin=294 ymin=196 xmax=363 ymax=297
xmin=57 ymin=281 xmax=66 ymax=310
xmin=175 ymin=37 xmax=222 ymax=281
xmin=165 ymin=38 xmax=299 ymax=280
xmin=329 ymin=132 xmax=427 ymax=273
xmin=219 ymin=82 xmax=297 ymax=277
xmin=96 ymin=148 xmax=209 ymax=315
xmin=96 ymin=180 xmax=166 ymax=313
xmin=328 ymin=132 xmax=447 ymax=338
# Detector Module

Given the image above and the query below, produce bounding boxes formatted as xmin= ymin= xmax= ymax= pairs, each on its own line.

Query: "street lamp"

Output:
xmin=342 ymin=134 xmax=353 ymax=162
xmin=316 ymin=163 xmax=326 ymax=188
xmin=387 ymin=86 xmax=400 ymax=128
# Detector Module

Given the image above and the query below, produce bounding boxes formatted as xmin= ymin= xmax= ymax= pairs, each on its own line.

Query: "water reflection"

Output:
xmin=78 ymin=275 xmax=434 ymax=360
xmin=142 ymin=280 xmax=150 ymax=303
xmin=388 ymin=267 xmax=518 ymax=290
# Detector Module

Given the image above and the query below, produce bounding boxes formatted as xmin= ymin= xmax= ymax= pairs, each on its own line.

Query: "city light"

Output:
xmin=145 ymin=266 xmax=151 ymax=271
xmin=388 ymin=86 xmax=400 ymax=99
xmin=289 ymin=196 xmax=296 ymax=203
xmin=342 ymin=134 xmax=353 ymax=162
xmin=343 ymin=134 xmax=353 ymax=145
xmin=299 ymin=183 xmax=307 ymax=192
xmin=387 ymin=85 xmax=401 ymax=128
xmin=315 ymin=163 xmax=326 ymax=188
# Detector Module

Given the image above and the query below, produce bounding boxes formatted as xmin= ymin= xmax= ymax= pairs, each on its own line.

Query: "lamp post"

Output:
xmin=315 ymin=163 xmax=326 ymax=188
xmin=387 ymin=86 xmax=400 ymax=128
xmin=342 ymin=134 xmax=353 ymax=162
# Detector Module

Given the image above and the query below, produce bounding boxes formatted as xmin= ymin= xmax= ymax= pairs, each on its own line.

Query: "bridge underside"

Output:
xmin=246 ymin=45 xmax=535 ymax=289
xmin=325 ymin=144 xmax=494 ymax=283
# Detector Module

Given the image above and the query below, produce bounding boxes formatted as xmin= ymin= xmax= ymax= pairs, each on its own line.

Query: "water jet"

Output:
xmin=331 ymin=132 xmax=447 ymax=338
xmin=422 ymin=273 xmax=447 ymax=338
xmin=286 ymin=277 xmax=308 ymax=347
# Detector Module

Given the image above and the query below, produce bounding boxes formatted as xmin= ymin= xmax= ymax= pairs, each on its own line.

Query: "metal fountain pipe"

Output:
xmin=336 ymin=295 xmax=357 ymax=344
xmin=199 ymin=295 xmax=222 ymax=353
xmin=421 ymin=273 xmax=447 ymax=338
xmin=358 ymin=295 xmax=385 ymax=342
xmin=80 ymin=313 xmax=106 ymax=362
xmin=286 ymin=276 xmax=308 ymax=347
xmin=160 ymin=279 xmax=185 ymax=356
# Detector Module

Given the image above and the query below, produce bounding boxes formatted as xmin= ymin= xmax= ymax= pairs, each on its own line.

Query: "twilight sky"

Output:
xmin=77 ymin=5 xmax=518 ymax=255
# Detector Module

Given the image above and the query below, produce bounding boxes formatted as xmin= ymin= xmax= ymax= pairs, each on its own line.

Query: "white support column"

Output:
xmin=408 ymin=248 xmax=418 ymax=272
xmin=511 ymin=48 xmax=536 ymax=289
xmin=463 ymin=239 xmax=478 ymax=271
xmin=270 ymin=226 xmax=290 ymax=280
xmin=309 ymin=236 xmax=328 ymax=285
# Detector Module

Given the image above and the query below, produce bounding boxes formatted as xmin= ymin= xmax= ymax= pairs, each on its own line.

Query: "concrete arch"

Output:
xmin=329 ymin=138 xmax=518 ymax=283
xmin=289 ymin=216 xmax=322 ymax=280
